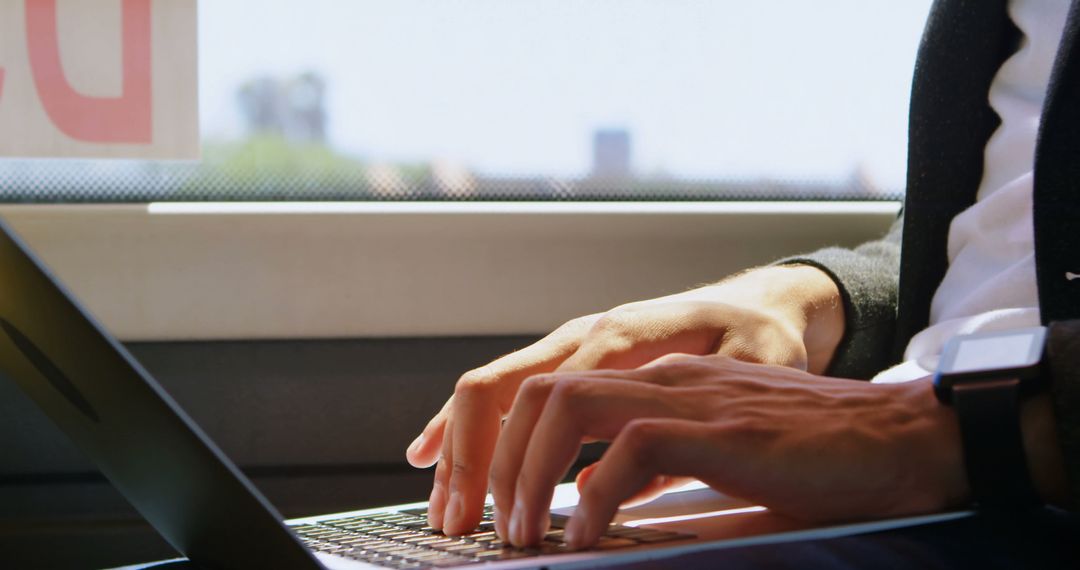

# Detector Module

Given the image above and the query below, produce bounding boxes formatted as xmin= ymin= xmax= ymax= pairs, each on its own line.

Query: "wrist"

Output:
xmin=932 ymin=328 xmax=1070 ymax=509
xmin=907 ymin=378 xmax=971 ymax=510
xmin=920 ymin=385 xmax=1069 ymax=510
xmin=1021 ymin=393 xmax=1070 ymax=506
xmin=717 ymin=265 xmax=844 ymax=374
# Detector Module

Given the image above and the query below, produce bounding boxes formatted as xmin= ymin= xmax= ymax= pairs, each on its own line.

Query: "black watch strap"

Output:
xmin=952 ymin=378 xmax=1041 ymax=510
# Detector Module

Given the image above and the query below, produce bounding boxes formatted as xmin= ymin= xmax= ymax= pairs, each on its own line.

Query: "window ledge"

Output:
xmin=0 ymin=202 xmax=900 ymax=340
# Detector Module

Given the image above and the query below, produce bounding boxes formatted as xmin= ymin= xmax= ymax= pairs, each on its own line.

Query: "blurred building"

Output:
xmin=237 ymin=72 xmax=327 ymax=143
xmin=591 ymin=128 xmax=632 ymax=178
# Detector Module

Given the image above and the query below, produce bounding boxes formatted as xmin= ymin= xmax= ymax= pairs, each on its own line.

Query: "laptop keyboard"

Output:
xmin=292 ymin=505 xmax=692 ymax=568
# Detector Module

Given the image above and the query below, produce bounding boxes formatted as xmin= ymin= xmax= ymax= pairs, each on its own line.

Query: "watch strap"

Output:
xmin=953 ymin=378 xmax=1041 ymax=509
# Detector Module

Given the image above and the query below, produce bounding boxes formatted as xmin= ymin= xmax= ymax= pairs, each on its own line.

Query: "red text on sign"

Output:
xmin=25 ymin=0 xmax=152 ymax=143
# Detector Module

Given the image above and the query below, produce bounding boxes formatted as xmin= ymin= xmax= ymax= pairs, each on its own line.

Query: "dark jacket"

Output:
xmin=787 ymin=0 xmax=1080 ymax=505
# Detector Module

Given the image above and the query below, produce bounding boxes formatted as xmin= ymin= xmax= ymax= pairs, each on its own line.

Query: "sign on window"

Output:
xmin=0 ymin=0 xmax=198 ymax=159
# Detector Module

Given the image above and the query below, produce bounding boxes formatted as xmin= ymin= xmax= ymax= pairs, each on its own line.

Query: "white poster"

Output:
xmin=0 ymin=0 xmax=198 ymax=159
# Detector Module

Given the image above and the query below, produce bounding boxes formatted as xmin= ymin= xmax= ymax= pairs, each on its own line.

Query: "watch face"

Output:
xmin=939 ymin=327 xmax=1046 ymax=375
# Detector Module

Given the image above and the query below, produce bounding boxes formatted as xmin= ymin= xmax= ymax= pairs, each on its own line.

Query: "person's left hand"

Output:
xmin=489 ymin=354 xmax=971 ymax=549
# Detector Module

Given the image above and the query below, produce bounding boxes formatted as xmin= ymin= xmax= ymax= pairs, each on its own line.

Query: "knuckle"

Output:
xmin=702 ymin=352 xmax=742 ymax=368
xmin=722 ymin=415 xmax=772 ymax=437
xmin=455 ymin=366 xmax=499 ymax=397
xmin=648 ymin=357 xmax=713 ymax=381
xmin=588 ymin=310 xmax=638 ymax=340
xmin=650 ymin=352 xmax=695 ymax=367
xmin=560 ymin=314 xmax=601 ymax=335
xmin=548 ymin=377 xmax=590 ymax=407
xmin=721 ymin=343 xmax=767 ymax=364
xmin=686 ymin=301 xmax=721 ymax=321
xmin=519 ymin=373 xmax=558 ymax=397
xmin=624 ymin=418 xmax=663 ymax=440
xmin=577 ymin=480 xmax=607 ymax=507
xmin=458 ymin=365 xmax=497 ymax=386
xmin=658 ymin=360 xmax=702 ymax=376
xmin=579 ymin=314 xmax=637 ymax=359
xmin=451 ymin=457 xmax=476 ymax=478
xmin=620 ymin=419 xmax=667 ymax=461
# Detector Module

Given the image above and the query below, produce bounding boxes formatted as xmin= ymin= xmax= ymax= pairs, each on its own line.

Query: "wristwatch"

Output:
xmin=933 ymin=326 xmax=1047 ymax=510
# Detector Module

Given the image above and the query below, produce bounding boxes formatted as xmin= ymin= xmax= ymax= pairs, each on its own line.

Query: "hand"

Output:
xmin=490 ymin=354 xmax=971 ymax=549
xmin=405 ymin=265 xmax=844 ymax=536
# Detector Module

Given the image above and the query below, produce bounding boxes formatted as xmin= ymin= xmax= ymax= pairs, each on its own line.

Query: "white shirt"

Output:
xmin=873 ymin=0 xmax=1070 ymax=384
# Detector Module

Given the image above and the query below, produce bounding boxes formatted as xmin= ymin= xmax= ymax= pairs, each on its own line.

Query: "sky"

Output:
xmin=198 ymin=0 xmax=934 ymax=190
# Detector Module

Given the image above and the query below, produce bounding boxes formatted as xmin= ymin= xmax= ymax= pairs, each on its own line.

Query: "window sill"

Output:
xmin=0 ymin=201 xmax=900 ymax=340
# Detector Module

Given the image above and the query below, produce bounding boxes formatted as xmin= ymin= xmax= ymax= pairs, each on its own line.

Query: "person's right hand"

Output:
xmin=404 ymin=264 xmax=845 ymax=537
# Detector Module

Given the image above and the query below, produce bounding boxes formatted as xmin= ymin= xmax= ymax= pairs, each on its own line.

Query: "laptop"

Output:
xmin=0 ymin=217 xmax=970 ymax=569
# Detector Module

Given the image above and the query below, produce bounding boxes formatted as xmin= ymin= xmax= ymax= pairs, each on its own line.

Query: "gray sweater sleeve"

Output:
xmin=775 ymin=215 xmax=903 ymax=380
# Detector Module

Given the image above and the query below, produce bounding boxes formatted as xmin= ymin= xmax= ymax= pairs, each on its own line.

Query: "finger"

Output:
xmin=574 ymin=462 xmax=599 ymax=490
xmin=406 ymin=315 xmax=599 ymax=469
xmin=565 ymin=418 xmax=710 ymax=549
xmin=442 ymin=379 xmax=504 ymax=536
xmin=421 ymin=316 xmax=602 ymax=533
xmin=406 ymin=396 xmax=453 ymax=468
xmin=574 ymin=462 xmax=673 ymax=507
xmin=617 ymin=475 xmax=698 ymax=509
xmin=509 ymin=379 xmax=688 ymax=546
xmin=493 ymin=365 xmax=718 ymax=542
xmin=427 ymin=414 xmax=455 ymax=530
xmin=489 ymin=374 xmax=560 ymax=542
xmin=490 ymin=368 xmax=652 ymax=536
xmin=575 ymin=463 xmax=690 ymax=508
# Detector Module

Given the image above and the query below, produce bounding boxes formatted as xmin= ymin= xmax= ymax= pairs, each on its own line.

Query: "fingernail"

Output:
xmin=443 ymin=493 xmax=463 ymax=534
xmin=407 ymin=433 xmax=424 ymax=455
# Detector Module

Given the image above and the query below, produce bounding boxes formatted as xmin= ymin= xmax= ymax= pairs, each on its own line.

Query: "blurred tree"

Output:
xmin=237 ymin=72 xmax=327 ymax=144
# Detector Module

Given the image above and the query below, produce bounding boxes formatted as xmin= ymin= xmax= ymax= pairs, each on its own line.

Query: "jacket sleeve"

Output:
xmin=1045 ymin=320 xmax=1080 ymax=507
xmin=775 ymin=215 xmax=903 ymax=380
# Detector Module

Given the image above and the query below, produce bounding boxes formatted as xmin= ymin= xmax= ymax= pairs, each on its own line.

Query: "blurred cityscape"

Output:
xmin=0 ymin=70 xmax=896 ymax=202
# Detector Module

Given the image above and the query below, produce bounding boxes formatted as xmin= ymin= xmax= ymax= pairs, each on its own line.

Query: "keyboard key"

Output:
xmin=335 ymin=536 xmax=376 ymax=546
xmin=400 ymin=535 xmax=444 ymax=546
xmin=443 ymin=544 xmax=485 ymax=555
xmin=427 ymin=539 xmax=475 ymax=552
xmin=365 ymin=513 xmax=410 ymax=522
xmin=430 ymin=556 xmax=474 ymax=567
xmin=338 ymin=522 xmax=383 ymax=530
xmin=528 ymin=542 xmax=572 ymax=555
xmin=394 ymin=519 xmax=430 ymax=530
xmin=629 ymin=530 xmax=692 ymax=543
xmin=593 ymin=537 xmax=639 ymax=550
xmin=466 ymin=530 xmax=498 ymax=541
xmin=544 ymin=529 xmax=566 ymax=543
